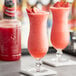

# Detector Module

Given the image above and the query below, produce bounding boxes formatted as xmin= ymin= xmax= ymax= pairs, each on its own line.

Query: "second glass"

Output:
xmin=50 ymin=7 xmax=70 ymax=62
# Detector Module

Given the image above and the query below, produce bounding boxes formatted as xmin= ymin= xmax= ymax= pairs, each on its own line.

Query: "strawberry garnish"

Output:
xmin=26 ymin=8 xmax=31 ymax=13
xmin=32 ymin=7 xmax=40 ymax=13
xmin=64 ymin=2 xmax=70 ymax=7
xmin=60 ymin=1 xmax=65 ymax=7
xmin=54 ymin=2 xmax=60 ymax=7
xmin=53 ymin=1 xmax=70 ymax=7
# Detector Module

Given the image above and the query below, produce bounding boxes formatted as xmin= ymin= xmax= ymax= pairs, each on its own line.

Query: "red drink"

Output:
xmin=0 ymin=20 xmax=21 ymax=61
xmin=49 ymin=1 xmax=70 ymax=62
xmin=26 ymin=7 xmax=50 ymax=72
xmin=28 ymin=12 xmax=49 ymax=59
xmin=50 ymin=7 xmax=70 ymax=49
xmin=0 ymin=0 xmax=21 ymax=61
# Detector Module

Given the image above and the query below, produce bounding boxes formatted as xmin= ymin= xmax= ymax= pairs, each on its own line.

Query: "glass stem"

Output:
xmin=35 ymin=58 xmax=42 ymax=72
xmin=56 ymin=49 xmax=63 ymax=62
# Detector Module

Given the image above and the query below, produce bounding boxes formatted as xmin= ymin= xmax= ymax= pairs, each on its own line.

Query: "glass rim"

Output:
xmin=27 ymin=11 xmax=49 ymax=15
xmin=50 ymin=7 xmax=70 ymax=10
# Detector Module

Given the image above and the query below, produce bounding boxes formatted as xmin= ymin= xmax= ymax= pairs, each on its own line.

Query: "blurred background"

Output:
xmin=0 ymin=0 xmax=76 ymax=56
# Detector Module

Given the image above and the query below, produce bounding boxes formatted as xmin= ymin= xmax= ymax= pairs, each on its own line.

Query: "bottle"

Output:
xmin=72 ymin=0 xmax=76 ymax=20
xmin=0 ymin=0 xmax=21 ymax=61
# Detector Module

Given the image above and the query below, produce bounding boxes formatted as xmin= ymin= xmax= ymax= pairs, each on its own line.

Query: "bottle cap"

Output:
xmin=3 ymin=0 xmax=16 ymax=19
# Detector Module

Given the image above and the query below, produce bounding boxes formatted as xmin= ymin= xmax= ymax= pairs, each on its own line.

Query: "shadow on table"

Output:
xmin=0 ymin=60 xmax=21 ymax=76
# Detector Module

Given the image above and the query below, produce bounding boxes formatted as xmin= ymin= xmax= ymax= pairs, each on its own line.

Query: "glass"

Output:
xmin=28 ymin=12 xmax=49 ymax=72
xmin=0 ymin=20 xmax=21 ymax=61
xmin=50 ymin=7 xmax=70 ymax=62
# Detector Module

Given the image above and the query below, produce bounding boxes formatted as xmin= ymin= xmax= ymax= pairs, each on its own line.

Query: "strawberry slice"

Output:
xmin=32 ymin=7 xmax=40 ymax=13
xmin=64 ymin=2 xmax=70 ymax=7
xmin=60 ymin=1 xmax=65 ymax=7
xmin=53 ymin=1 xmax=70 ymax=8
xmin=54 ymin=2 xmax=60 ymax=7
xmin=26 ymin=8 xmax=31 ymax=13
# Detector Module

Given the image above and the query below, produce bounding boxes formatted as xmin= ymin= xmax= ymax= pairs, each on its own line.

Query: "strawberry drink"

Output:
xmin=26 ymin=7 xmax=49 ymax=72
xmin=0 ymin=0 xmax=21 ymax=61
xmin=50 ymin=1 xmax=70 ymax=61
xmin=0 ymin=21 xmax=21 ymax=61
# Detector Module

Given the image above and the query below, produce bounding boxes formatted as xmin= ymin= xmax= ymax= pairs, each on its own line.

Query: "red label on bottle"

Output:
xmin=4 ymin=6 xmax=16 ymax=17
xmin=4 ymin=0 xmax=16 ymax=18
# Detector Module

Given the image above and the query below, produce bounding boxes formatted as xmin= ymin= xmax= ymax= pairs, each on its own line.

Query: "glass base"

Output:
xmin=55 ymin=49 xmax=69 ymax=62
xmin=43 ymin=58 xmax=76 ymax=67
xmin=51 ymin=57 xmax=69 ymax=62
xmin=20 ymin=67 xmax=57 ymax=76
xmin=28 ymin=67 xmax=47 ymax=73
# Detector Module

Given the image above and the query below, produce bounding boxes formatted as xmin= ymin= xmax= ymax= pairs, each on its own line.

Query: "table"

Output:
xmin=0 ymin=53 xmax=76 ymax=76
